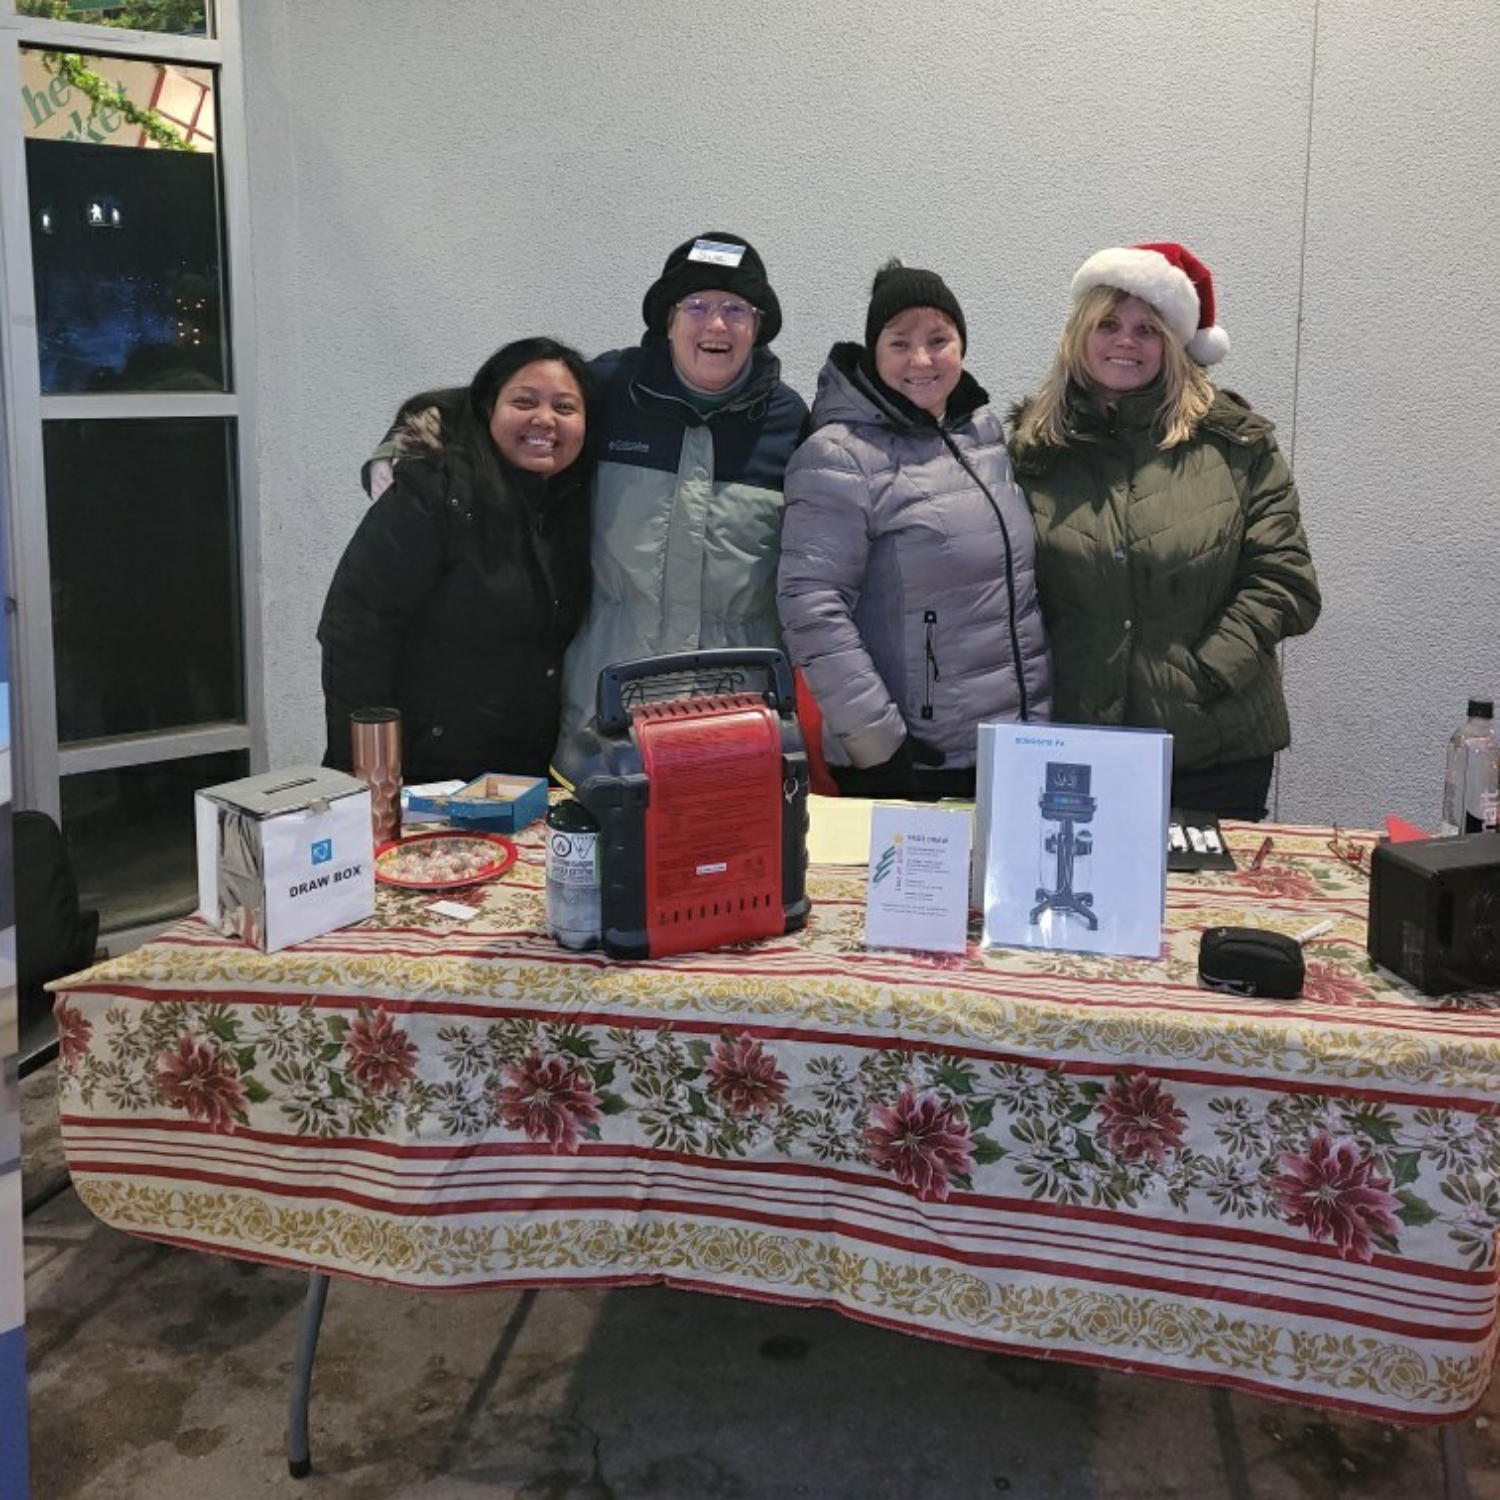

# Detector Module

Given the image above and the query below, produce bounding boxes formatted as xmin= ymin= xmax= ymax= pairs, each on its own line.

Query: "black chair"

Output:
xmin=14 ymin=809 xmax=100 ymax=1077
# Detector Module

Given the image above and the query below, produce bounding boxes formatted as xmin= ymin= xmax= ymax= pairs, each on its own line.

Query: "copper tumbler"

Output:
xmin=350 ymin=707 xmax=402 ymax=845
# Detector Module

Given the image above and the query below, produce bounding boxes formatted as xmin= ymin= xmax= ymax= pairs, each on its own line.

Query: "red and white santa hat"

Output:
xmin=1070 ymin=241 xmax=1231 ymax=365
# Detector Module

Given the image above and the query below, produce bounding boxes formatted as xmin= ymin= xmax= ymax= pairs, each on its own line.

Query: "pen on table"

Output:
xmin=1295 ymin=919 xmax=1334 ymax=944
xmin=1249 ymin=836 xmax=1273 ymax=870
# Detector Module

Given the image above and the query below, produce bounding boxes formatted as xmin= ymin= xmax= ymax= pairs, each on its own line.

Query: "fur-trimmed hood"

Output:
xmin=389 ymin=403 xmax=447 ymax=458
xmin=362 ymin=396 xmax=459 ymax=501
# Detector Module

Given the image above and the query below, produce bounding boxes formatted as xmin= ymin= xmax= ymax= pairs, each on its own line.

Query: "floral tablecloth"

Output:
xmin=53 ymin=821 xmax=1500 ymax=1422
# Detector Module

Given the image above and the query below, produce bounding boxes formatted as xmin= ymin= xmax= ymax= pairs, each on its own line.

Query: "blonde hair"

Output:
xmin=1016 ymin=285 xmax=1215 ymax=450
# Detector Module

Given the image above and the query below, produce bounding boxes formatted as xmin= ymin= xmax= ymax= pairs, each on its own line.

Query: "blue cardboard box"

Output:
xmin=401 ymin=780 xmax=464 ymax=825
xmin=402 ymin=774 xmax=547 ymax=833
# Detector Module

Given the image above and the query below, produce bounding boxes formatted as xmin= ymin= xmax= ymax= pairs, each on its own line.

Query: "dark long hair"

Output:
xmin=394 ymin=336 xmax=594 ymax=539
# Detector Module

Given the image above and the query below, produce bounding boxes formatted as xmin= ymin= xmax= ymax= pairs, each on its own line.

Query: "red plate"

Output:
xmin=374 ymin=830 xmax=517 ymax=889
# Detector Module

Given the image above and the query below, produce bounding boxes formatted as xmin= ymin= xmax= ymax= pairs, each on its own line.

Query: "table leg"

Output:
xmin=1441 ymin=1423 xmax=1472 ymax=1500
xmin=287 ymin=1271 xmax=330 ymax=1479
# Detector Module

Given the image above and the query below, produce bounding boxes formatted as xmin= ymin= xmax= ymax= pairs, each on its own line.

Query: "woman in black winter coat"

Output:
xmin=318 ymin=336 xmax=594 ymax=782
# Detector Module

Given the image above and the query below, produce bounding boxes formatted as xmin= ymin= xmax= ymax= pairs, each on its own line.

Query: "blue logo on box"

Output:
xmin=310 ymin=839 xmax=333 ymax=865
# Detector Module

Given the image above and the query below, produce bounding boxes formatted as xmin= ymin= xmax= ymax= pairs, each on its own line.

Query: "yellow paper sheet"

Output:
xmin=806 ymin=795 xmax=876 ymax=865
xmin=807 ymin=795 xmax=975 ymax=867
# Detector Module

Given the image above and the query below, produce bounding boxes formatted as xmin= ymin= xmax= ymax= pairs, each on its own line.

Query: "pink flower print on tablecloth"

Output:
xmin=866 ymin=1088 xmax=975 ymax=1202
xmin=54 ymin=998 xmax=93 ymax=1068
xmin=1097 ymin=1071 xmax=1188 ymax=1167
xmin=901 ymin=946 xmax=976 ymax=970
xmin=1272 ymin=1130 xmax=1401 ymax=1262
xmin=497 ymin=1052 xmax=602 ymax=1154
xmin=156 ymin=1034 xmax=249 ymax=1134
xmin=1238 ymin=866 xmax=1320 ymax=901
xmin=1300 ymin=960 xmax=1368 ymax=1008
xmin=344 ymin=1007 xmax=418 ymax=1094
xmin=705 ymin=1033 xmax=787 ymax=1118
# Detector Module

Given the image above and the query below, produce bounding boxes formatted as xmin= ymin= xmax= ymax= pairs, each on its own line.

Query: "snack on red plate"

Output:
xmin=375 ymin=831 xmax=516 ymax=889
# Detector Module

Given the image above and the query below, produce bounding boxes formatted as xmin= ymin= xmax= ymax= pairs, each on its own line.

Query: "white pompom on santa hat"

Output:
xmin=1070 ymin=241 xmax=1231 ymax=366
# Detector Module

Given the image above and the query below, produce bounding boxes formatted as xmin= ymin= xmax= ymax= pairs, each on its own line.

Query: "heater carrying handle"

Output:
xmin=595 ymin=649 xmax=796 ymax=734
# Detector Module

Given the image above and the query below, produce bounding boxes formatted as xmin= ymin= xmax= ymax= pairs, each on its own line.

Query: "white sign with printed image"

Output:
xmin=977 ymin=722 xmax=1171 ymax=959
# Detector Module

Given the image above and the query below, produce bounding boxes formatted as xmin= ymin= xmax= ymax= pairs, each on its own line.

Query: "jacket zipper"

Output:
xmin=933 ymin=428 xmax=1031 ymax=722
xmin=532 ymin=512 xmax=563 ymax=633
xmin=923 ymin=610 xmax=939 ymax=720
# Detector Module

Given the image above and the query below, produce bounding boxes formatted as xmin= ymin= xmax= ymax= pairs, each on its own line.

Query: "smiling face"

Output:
xmin=487 ymin=359 xmax=586 ymax=473
xmin=873 ymin=307 xmax=964 ymax=417
xmin=1082 ymin=294 xmax=1166 ymax=395
xmin=666 ymin=287 xmax=758 ymax=391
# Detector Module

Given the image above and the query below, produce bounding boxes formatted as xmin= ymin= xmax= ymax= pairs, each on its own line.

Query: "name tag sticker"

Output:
xmin=687 ymin=238 xmax=746 ymax=268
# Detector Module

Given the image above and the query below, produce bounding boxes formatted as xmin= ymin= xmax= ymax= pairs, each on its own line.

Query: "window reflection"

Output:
xmin=22 ymin=46 xmax=224 ymax=394
xmin=16 ymin=2 xmax=211 ymax=39
xmin=46 ymin=419 xmax=244 ymax=743
xmin=21 ymin=50 xmax=215 ymax=151
xmin=27 ymin=133 xmax=226 ymax=394
xmin=62 ymin=750 xmax=248 ymax=933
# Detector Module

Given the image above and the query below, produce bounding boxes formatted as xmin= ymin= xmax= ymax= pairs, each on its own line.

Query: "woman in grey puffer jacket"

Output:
xmin=778 ymin=262 xmax=1052 ymax=800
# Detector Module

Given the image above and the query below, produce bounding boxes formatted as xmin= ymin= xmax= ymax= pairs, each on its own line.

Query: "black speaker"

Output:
xmin=1367 ymin=833 xmax=1500 ymax=995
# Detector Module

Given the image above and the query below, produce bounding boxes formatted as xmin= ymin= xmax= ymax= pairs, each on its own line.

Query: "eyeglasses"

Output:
xmin=674 ymin=297 xmax=760 ymax=328
xmin=1327 ymin=827 xmax=1370 ymax=877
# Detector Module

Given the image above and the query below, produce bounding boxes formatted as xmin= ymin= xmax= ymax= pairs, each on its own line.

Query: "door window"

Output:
xmin=5 ymin=10 xmax=257 ymax=941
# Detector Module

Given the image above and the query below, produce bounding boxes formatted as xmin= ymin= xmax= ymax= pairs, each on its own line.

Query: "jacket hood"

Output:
xmin=809 ymin=341 xmax=989 ymax=435
xmin=361 ymin=397 xmax=455 ymax=500
xmin=1010 ymin=383 xmax=1274 ymax=474
xmin=631 ymin=334 xmax=787 ymax=422
xmin=360 ymin=394 xmax=578 ymax=509
xmin=1199 ymin=387 xmax=1276 ymax=444
xmin=390 ymin=403 xmax=448 ymax=458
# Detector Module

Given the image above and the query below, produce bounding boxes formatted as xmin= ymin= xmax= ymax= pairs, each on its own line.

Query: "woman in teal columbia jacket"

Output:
xmin=1009 ymin=242 xmax=1321 ymax=821
xmin=557 ymin=231 xmax=809 ymax=742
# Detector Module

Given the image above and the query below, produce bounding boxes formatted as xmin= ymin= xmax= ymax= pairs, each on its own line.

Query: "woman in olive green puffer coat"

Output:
xmin=1009 ymin=242 xmax=1321 ymax=820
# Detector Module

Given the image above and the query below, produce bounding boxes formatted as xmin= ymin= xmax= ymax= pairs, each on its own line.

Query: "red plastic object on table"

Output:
xmin=1385 ymin=816 xmax=1429 ymax=842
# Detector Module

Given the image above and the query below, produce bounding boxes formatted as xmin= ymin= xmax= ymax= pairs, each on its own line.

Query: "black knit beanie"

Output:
xmin=641 ymin=232 xmax=783 ymax=345
xmin=864 ymin=260 xmax=966 ymax=352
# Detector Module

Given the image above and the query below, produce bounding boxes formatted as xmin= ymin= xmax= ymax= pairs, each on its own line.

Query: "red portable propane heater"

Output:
xmin=552 ymin=649 xmax=811 ymax=959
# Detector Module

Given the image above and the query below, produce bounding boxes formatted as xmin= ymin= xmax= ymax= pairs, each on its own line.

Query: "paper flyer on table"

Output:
xmin=977 ymin=722 xmax=1170 ymax=958
xmin=864 ymin=803 xmax=973 ymax=953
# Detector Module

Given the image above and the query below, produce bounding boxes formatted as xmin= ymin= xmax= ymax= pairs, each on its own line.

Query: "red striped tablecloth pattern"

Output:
xmin=53 ymin=822 xmax=1500 ymax=1422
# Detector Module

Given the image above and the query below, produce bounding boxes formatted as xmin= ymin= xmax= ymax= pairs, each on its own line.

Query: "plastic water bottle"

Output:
xmin=545 ymin=798 xmax=601 ymax=950
xmin=1439 ymin=698 xmax=1499 ymax=835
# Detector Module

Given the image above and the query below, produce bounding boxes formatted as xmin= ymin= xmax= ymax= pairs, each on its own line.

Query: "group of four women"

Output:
xmin=318 ymin=230 xmax=1321 ymax=822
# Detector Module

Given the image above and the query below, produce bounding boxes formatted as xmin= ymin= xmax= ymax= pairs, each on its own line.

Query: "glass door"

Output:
xmin=1 ymin=1 xmax=262 ymax=944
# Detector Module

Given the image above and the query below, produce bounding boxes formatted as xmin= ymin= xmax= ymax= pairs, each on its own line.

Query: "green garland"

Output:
xmin=20 ymin=1 xmax=206 ymax=28
xmin=42 ymin=51 xmax=195 ymax=150
xmin=21 ymin=0 xmax=209 ymax=152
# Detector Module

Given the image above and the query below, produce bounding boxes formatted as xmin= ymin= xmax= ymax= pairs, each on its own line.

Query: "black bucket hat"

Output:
xmin=641 ymin=231 xmax=783 ymax=345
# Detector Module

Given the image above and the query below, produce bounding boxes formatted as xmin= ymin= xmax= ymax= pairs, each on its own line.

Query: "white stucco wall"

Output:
xmin=241 ymin=0 xmax=1500 ymax=829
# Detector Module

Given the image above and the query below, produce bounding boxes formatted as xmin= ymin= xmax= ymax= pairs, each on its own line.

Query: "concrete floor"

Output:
xmin=19 ymin=1062 xmax=1500 ymax=1500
